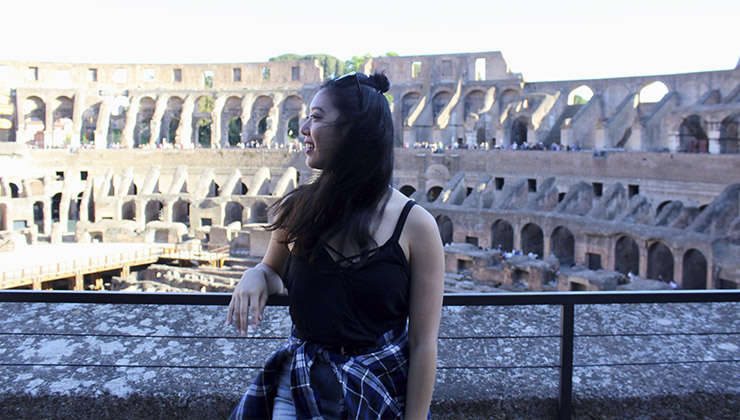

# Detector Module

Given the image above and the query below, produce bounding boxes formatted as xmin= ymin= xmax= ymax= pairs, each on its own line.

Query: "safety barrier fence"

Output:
xmin=1 ymin=289 xmax=739 ymax=420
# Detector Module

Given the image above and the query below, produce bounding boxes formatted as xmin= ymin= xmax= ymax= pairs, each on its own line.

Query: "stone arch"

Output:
xmin=567 ymin=85 xmax=594 ymax=105
xmin=121 ymin=200 xmax=136 ymax=220
xmin=233 ymin=180 xmax=248 ymax=195
xmin=512 ymin=116 xmax=529 ymax=145
xmin=136 ymin=97 xmax=156 ymax=147
xmin=550 ymin=226 xmax=575 ymax=265
xmin=0 ymin=94 xmax=14 ymax=142
xmin=52 ymin=96 xmax=74 ymax=147
xmin=401 ymin=92 xmax=421 ymax=125
xmin=463 ymin=90 xmax=486 ymax=116
xmin=223 ymin=96 xmax=242 ymax=146
xmin=682 ymin=249 xmax=707 ymax=289
xmin=227 ymin=116 xmax=242 ymax=146
xmin=51 ymin=192 xmax=62 ymax=222
xmin=194 ymin=95 xmax=214 ymax=148
xmin=249 ymin=201 xmax=268 ymax=223
xmin=163 ymin=96 xmax=184 ymax=144
xmin=80 ymin=103 xmax=100 ymax=146
xmin=656 ymin=200 xmax=673 ymax=216
xmin=23 ymin=96 xmax=46 ymax=145
xmin=251 ymin=96 xmax=273 ymax=143
xmin=9 ymin=182 xmax=20 ymax=198
xmin=33 ymin=201 xmax=44 ymax=232
xmin=207 ymin=180 xmax=220 ymax=198
xmin=435 ymin=215 xmax=453 ymax=245
xmin=679 ymin=115 xmax=708 ymax=153
xmin=498 ymin=89 xmax=519 ymax=114
xmin=602 ymin=84 xmax=631 ymax=115
xmin=427 ymin=186 xmax=443 ymax=203
xmin=719 ymin=114 xmax=739 ymax=154
xmin=521 ymin=223 xmax=544 ymax=258
xmin=224 ymin=201 xmax=244 ymax=226
xmin=145 ymin=200 xmax=164 ymax=222
xmin=172 ymin=199 xmax=190 ymax=225
xmin=282 ymin=95 xmax=304 ymax=141
xmin=128 ymin=182 xmax=138 ymax=195
xmin=647 ymin=241 xmax=674 ymax=282
xmin=639 ymin=81 xmax=669 ymax=103
xmin=399 ymin=185 xmax=416 ymax=197
xmin=107 ymin=95 xmax=129 ymax=147
xmin=491 ymin=219 xmax=514 ymax=252
xmin=432 ymin=91 xmax=452 ymax=120
xmin=614 ymin=235 xmax=640 ymax=276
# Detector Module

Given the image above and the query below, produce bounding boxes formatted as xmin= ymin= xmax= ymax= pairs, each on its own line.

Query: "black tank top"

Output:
xmin=283 ymin=200 xmax=417 ymax=348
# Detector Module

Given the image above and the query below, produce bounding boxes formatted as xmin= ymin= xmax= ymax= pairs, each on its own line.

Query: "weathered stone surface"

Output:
xmin=1 ymin=300 xmax=738 ymax=419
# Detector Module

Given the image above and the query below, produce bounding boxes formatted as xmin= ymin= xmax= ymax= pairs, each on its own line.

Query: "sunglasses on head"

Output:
xmin=333 ymin=71 xmax=364 ymax=104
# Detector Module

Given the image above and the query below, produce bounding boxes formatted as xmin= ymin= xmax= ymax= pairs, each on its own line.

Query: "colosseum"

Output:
xmin=0 ymin=51 xmax=738 ymax=292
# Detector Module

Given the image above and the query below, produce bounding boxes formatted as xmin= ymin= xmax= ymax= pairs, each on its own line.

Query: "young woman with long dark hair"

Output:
xmin=226 ymin=71 xmax=444 ymax=420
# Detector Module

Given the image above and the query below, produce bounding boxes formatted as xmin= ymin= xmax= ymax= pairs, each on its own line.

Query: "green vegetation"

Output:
xmin=198 ymin=96 xmax=214 ymax=114
xmin=228 ymin=117 xmax=242 ymax=146
xmin=270 ymin=52 xmax=401 ymax=79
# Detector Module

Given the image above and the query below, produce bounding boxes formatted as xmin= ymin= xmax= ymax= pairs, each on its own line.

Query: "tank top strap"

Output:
xmin=391 ymin=200 xmax=417 ymax=242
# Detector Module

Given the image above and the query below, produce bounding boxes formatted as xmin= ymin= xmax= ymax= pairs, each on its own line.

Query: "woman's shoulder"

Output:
xmin=388 ymin=189 xmax=437 ymax=236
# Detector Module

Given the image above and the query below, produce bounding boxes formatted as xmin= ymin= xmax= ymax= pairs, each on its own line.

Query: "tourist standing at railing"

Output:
xmin=226 ymin=71 xmax=445 ymax=420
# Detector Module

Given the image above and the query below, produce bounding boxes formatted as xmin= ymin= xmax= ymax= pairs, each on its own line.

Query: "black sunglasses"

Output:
xmin=333 ymin=72 xmax=364 ymax=105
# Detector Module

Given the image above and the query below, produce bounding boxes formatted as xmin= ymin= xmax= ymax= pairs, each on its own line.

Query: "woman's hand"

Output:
xmin=226 ymin=265 xmax=271 ymax=335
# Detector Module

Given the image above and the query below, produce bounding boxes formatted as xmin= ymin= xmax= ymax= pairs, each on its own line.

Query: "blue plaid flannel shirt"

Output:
xmin=229 ymin=324 xmax=424 ymax=420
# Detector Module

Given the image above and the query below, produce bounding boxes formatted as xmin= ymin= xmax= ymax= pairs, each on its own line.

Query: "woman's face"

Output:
xmin=300 ymin=89 xmax=345 ymax=170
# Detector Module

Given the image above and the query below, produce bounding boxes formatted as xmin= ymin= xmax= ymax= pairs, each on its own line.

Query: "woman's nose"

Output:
xmin=300 ymin=119 xmax=310 ymax=136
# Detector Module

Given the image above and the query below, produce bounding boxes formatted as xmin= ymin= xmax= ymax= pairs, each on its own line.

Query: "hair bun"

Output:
xmin=367 ymin=72 xmax=390 ymax=93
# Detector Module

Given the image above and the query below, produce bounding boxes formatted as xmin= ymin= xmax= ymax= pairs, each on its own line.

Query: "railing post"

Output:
xmin=558 ymin=303 xmax=574 ymax=420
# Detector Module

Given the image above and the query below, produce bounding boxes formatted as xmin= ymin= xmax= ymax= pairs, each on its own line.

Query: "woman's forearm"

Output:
xmin=404 ymin=342 xmax=438 ymax=419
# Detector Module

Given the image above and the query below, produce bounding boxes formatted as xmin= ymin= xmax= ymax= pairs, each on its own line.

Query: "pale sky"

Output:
xmin=6 ymin=0 xmax=738 ymax=81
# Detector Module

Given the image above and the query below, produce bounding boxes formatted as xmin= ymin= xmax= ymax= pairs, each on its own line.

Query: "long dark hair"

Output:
xmin=269 ymin=71 xmax=394 ymax=258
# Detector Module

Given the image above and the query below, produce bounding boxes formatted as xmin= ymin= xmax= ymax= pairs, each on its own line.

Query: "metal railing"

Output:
xmin=1 ymin=289 xmax=739 ymax=420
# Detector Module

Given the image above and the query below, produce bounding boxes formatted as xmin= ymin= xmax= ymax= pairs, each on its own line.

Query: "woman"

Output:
xmin=226 ymin=71 xmax=444 ymax=420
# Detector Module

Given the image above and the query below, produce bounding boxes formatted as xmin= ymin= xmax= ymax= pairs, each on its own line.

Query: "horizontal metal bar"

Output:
xmin=1 ymin=290 xmax=739 ymax=306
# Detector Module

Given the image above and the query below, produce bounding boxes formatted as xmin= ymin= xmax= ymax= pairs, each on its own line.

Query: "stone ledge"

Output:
xmin=1 ymin=301 xmax=739 ymax=419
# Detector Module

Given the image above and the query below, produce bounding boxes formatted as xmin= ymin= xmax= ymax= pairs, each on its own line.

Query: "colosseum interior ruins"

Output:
xmin=1 ymin=51 xmax=739 ymax=292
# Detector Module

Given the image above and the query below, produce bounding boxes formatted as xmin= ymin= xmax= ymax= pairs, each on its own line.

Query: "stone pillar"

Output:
xmin=211 ymin=95 xmax=227 ymax=148
xmin=176 ymin=95 xmax=195 ymax=148
xmin=240 ymin=94 xmax=254 ymax=145
xmin=121 ymin=264 xmax=130 ymax=281
xmin=162 ymin=200 xmax=173 ymax=223
xmin=72 ymin=272 xmax=84 ymax=291
xmin=150 ymin=95 xmax=168 ymax=147
xmin=638 ymin=243 xmax=648 ymax=279
xmin=136 ymin=200 xmax=146 ymax=231
xmin=14 ymin=90 xmax=26 ymax=143
xmin=122 ymin=96 xmax=140 ymax=149
xmin=44 ymin=97 xmax=53 ymax=148
xmin=266 ymin=94 xmax=284 ymax=146
xmin=94 ymin=97 xmax=112 ymax=150
xmin=71 ymin=92 xmax=84 ymax=149
xmin=32 ymin=277 xmax=41 ymax=290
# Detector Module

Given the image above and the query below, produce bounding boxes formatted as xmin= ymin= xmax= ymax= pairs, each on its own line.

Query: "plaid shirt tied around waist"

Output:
xmin=229 ymin=324 xmax=424 ymax=420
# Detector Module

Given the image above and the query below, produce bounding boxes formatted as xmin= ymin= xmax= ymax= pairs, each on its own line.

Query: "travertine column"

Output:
xmin=211 ymin=95 xmax=226 ymax=148
xmin=122 ymin=96 xmax=140 ymax=149
xmin=71 ymin=92 xmax=84 ymax=148
xmin=149 ymin=95 xmax=168 ymax=147
xmin=176 ymin=95 xmax=195 ymax=148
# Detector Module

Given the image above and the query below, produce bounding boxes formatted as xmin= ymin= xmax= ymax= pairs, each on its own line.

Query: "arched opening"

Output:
xmin=0 ymin=94 xmax=14 ymax=142
xmin=224 ymin=202 xmax=244 ymax=226
xmin=250 ymin=201 xmax=268 ymax=223
xmin=432 ymin=91 xmax=452 ymax=121
xmin=228 ymin=117 xmax=242 ymax=146
xmin=656 ymin=200 xmax=673 ymax=216
xmin=80 ymin=103 xmax=99 ymax=146
xmin=647 ymin=241 xmax=674 ymax=282
xmin=136 ymin=97 xmax=155 ymax=147
xmin=172 ymin=199 xmax=190 ymax=225
xmin=207 ymin=180 xmax=220 ymax=198
xmin=194 ymin=96 xmax=214 ymax=148
xmin=400 ymin=185 xmax=416 ymax=197
xmin=121 ymin=201 xmax=136 ymax=220
xmin=287 ymin=116 xmax=300 ymax=139
xmin=257 ymin=117 xmax=268 ymax=135
xmin=51 ymin=193 xmax=62 ymax=222
xmin=682 ymin=249 xmax=707 ymax=289
xmin=33 ymin=201 xmax=44 ymax=232
xmin=145 ymin=200 xmax=163 ymax=222
xmin=719 ymin=114 xmax=739 ymax=154
xmin=639 ymin=81 xmax=669 ymax=103
xmin=567 ymin=85 xmax=594 ymax=105
xmin=10 ymin=183 xmax=20 ymax=198
xmin=512 ymin=117 xmax=528 ymax=146
xmin=550 ymin=226 xmax=575 ymax=266
xmin=401 ymin=92 xmax=421 ymax=124
xmin=23 ymin=96 xmax=45 ymax=147
xmin=197 ymin=117 xmax=212 ymax=147
xmin=491 ymin=220 xmax=514 ymax=252
xmin=52 ymin=96 xmax=74 ymax=148
xmin=615 ymin=235 xmax=640 ymax=276
xmin=107 ymin=96 xmax=129 ymax=147
xmin=464 ymin=90 xmax=486 ymax=117
xmin=251 ymin=96 xmax=273 ymax=144
xmin=128 ymin=182 xmax=138 ymax=195
xmin=167 ymin=118 xmax=179 ymax=144
xmin=435 ymin=215 xmax=453 ymax=245
xmin=521 ymin=223 xmax=544 ymax=258
xmin=679 ymin=115 xmax=708 ymax=153
xmin=427 ymin=186 xmax=443 ymax=203
xmin=233 ymin=181 xmax=248 ymax=195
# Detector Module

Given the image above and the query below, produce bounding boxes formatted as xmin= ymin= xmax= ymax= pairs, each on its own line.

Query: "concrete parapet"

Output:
xmin=1 ymin=299 xmax=738 ymax=419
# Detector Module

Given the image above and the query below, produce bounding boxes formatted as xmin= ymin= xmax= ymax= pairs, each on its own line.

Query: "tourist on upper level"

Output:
xmin=226 ymin=71 xmax=445 ymax=420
